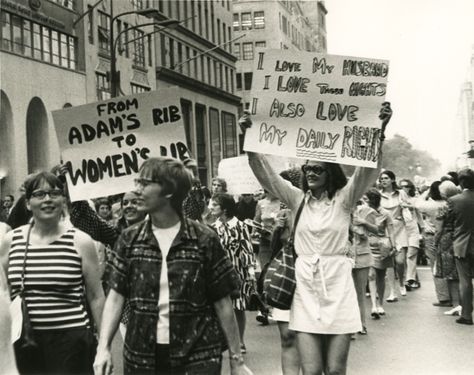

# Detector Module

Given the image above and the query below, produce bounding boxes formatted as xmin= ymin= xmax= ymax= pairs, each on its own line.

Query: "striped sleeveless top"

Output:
xmin=8 ymin=227 xmax=90 ymax=330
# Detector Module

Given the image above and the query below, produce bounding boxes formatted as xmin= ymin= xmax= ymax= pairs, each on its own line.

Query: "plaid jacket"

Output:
xmin=105 ymin=217 xmax=240 ymax=374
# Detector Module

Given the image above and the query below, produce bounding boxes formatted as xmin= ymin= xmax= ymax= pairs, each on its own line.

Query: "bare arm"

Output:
xmin=76 ymin=230 xmax=105 ymax=331
xmin=214 ymin=296 xmax=252 ymax=375
xmin=0 ymin=231 xmax=13 ymax=281
xmin=94 ymin=290 xmax=124 ymax=375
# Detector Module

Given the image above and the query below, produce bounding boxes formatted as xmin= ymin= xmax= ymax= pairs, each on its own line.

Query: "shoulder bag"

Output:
xmin=264 ymin=198 xmax=305 ymax=310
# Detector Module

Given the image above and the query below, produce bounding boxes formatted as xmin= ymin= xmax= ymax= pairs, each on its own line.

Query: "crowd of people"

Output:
xmin=0 ymin=102 xmax=473 ymax=375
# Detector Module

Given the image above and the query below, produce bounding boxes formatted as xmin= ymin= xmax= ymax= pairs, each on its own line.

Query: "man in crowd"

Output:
xmin=94 ymin=157 xmax=252 ymax=374
xmin=449 ymin=168 xmax=474 ymax=325
xmin=0 ymin=195 xmax=14 ymax=222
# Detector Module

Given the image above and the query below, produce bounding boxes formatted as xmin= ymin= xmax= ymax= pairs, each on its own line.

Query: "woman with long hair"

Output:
xmin=0 ymin=172 xmax=105 ymax=374
xmin=379 ymin=170 xmax=411 ymax=301
xmin=209 ymin=193 xmax=256 ymax=354
xmin=241 ymin=103 xmax=392 ymax=374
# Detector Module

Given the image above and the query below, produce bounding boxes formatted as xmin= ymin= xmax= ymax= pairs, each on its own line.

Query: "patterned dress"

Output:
xmin=213 ymin=217 xmax=256 ymax=310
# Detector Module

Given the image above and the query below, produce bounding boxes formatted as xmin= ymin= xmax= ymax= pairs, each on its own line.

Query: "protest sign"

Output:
xmin=243 ymin=49 xmax=389 ymax=168
xmin=52 ymin=88 xmax=189 ymax=201
xmin=217 ymin=155 xmax=294 ymax=195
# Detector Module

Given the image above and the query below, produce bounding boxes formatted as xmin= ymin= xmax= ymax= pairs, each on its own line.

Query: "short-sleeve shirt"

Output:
xmin=105 ymin=217 xmax=240 ymax=373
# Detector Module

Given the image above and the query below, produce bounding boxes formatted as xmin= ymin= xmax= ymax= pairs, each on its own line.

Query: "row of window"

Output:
xmin=51 ymin=0 xmax=75 ymax=10
xmin=280 ymin=13 xmax=317 ymax=52
xmin=181 ymin=100 xmax=237 ymax=182
xmin=0 ymin=11 xmax=77 ymax=69
xmin=92 ymin=10 xmax=151 ymax=69
xmin=233 ymin=41 xmax=266 ymax=61
xmin=233 ymin=11 xmax=265 ymax=31
xmin=96 ymin=72 xmax=150 ymax=100
xmin=156 ymin=0 xmax=233 ymax=52
xmin=235 ymin=72 xmax=252 ymax=91
xmin=157 ymin=35 xmax=235 ymax=94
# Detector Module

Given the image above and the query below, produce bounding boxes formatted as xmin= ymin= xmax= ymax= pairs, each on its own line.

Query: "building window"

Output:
xmin=281 ymin=15 xmax=288 ymax=34
xmin=244 ymin=72 xmax=252 ymax=90
xmin=87 ymin=5 xmax=94 ymax=44
xmin=177 ymin=42 xmax=183 ymax=72
xmin=96 ymin=72 xmax=111 ymax=100
xmin=242 ymin=42 xmax=253 ymax=60
xmin=51 ymin=0 xmax=75 ymax=10
xmin=241 ymin=12 xmax=252 ymax=30
xmin=10 ymin=15 xmax=21 ymax=54
xmin=185 ymin=46 xmax=191 ymax=76
xmin=133 ymin=29 xmax=145 ymax=68
xmin=233 ymin=13 xmax=239 ymax=31
xmin=195 ymin=104 xmax=208 ymax=184
xmin=236 ymin=72 xmax=242 ymax=90
xmin=98 ymin=10 xmax=110 ymax=55
xmin=209 ymin=108 xmax=221 ymax=177
xmin=147 ymin=34 xmax=152 ymax=66
xmin=1 ymin=12 xmax=11 ymax=51
xmin=225 ymin=66 xmax=229 ymax=92
xmin=131 ymin=0 xmax=144 ymax=10
xmin=23 ymin=19 xmax=32 ymax=57
xmin=42 ymin=26 xmax=51 ymax=62
xmin=230 ymin=69 xmax=234 ymax=93
xmin=123 ymin=22 xmax=130 ymax=58
xmin=217 ymin=19 xmax=221 ymax=44
xmin=180 ymin=99 xmax=193 ymax=154
xmin=233 ymin=43 xmax=240 ymax=60
xmin=219 ymin=63 xmax=223 ymax=89
xmin=254 ymin=11 xmax=265 ymax=29
xmin=169 ymin=37 xmax=175 ymax=68
xmin=131 ymin=83 xmax=150 ymax=93
xmin=33 ymin=23 xmax=41 ymax=59
xmin=221 ymin=112 xmax=237 ymax=158
xmin=255 ymin=41 xmax=266 ymax=49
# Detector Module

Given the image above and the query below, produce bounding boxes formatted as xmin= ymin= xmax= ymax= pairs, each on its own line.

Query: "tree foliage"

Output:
xmin=381 ymin=134 xmax=441 ymax=181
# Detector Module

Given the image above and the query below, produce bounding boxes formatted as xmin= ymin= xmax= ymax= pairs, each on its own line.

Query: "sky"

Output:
xmin=325 ymin=0 xmax=474 ymax=169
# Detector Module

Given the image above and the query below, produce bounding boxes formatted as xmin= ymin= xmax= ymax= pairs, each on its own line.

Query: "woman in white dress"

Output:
xmin=241 ymin=103 xmax=392 ymax=374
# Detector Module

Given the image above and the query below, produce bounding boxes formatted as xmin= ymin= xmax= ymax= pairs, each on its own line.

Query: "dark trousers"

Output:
xmin=154 ymin=345 xmax=222 ymax=375
xmin=455 ymin=253 xmax=474 ymax=320
xmin=15 ymin=327 xmax=95 ymax=375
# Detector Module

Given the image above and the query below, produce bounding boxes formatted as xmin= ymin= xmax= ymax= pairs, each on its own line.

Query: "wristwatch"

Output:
xmin=229 ymin=353 xmax=245 ymax=365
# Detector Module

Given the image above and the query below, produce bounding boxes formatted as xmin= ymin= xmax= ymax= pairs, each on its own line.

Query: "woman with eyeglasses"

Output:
xmin=0 ymin=172 xmax=105 ymax=374
xmin=240 ymin=103 xmax=392 ymax=375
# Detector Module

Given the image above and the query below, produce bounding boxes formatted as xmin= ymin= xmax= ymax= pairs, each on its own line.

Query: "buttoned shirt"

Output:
xmin=105 ymin=217 xmax=240 ymax=373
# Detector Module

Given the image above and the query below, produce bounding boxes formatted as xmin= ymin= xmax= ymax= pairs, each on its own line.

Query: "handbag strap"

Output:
xmin=20 ymin=224 xmax=33 ymax=295
xmin=287 ymin=197 xmax=306 ymax=248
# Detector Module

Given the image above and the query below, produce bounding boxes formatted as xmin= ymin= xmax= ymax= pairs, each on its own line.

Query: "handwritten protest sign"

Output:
xmin=243 ymin=49 xmax=389 ymax=168
xmin=52 ymin=88 xmax=189 ymax=201
xmin=217 ymin=155 xmax=294 ymax=195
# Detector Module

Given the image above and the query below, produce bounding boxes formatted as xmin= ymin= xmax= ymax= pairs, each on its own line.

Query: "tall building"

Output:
xmin=0 ymin=0 xmax=241 ymax=198
xmin=0 ymin=0 xmax=86 ymax=196
xmin=455 ymin=45 xmax=474 ymax=169
xmin=232 ymin=0 xmax=328 ymax=117
xmin=152 ymin=0 xmax=241 ymax=183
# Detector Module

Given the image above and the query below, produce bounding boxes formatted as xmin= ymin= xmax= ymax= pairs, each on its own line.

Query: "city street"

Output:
xmin=110 ymin=267 xmax=474 ymax=374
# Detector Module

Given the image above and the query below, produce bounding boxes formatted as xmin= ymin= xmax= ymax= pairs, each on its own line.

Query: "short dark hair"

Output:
xmin=458 ymin=168 xmax=474 ymax=190
xmin=428 ymin=181 xmax=442 ymax=201
xmin=301 ymin=162 xmax=347 ymax=199
xmin=25 ymin=172 xmax=64 ymax=200
xmin=139 ymin=157 xmax=193 ymax=215
xmin=365 ymin=188 xmax=381 ymax=209
xmin=211 ymin=193 xmax=237 ymax=218
xmin=447 ymin=171 xmax=459 ymax=186
xmin=4 ymin=194 xmax=14 ymax=202
xmin=95 ymin=198 xmax=111 ymax=212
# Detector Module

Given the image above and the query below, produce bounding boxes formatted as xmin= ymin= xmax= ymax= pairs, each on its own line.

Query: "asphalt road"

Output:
xmin=111 ymin=267 xmax=474 ymax=374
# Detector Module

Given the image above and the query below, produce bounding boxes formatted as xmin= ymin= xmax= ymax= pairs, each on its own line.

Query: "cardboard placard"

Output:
xmin=244 ymin=49 xmax=389 ymax=168
xmin=52 ymin=88 xmax=189 ymax=201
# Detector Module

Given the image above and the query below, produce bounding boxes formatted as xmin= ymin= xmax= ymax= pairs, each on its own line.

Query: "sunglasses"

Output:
xmin=302 ymin=164 xmax=327 ymax=175
xmin=134 ymin=178 xmax=161 ymax=187
xmin=30 ymin=189 xmax=63 ymax=200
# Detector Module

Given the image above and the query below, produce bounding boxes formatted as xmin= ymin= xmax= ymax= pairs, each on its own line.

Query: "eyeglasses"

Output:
xmin=301 ymin=164 xmax=327 ymax=175
xmin=30 ymin=189 xmax=63 ymax=200
xmin=123 ymin=198 xmax=139 ymax=206
xmin=134 ymin=178 xmax=160 ymax=187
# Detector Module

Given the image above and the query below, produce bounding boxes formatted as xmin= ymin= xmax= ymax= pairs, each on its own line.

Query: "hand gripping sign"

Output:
xmin=52 ymin=88 xmax=189 ymax=202
xmin=243 ymin=49 xmax=389 ymax=168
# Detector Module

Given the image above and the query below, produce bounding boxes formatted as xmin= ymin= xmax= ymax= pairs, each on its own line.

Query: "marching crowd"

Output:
xmin=0 ymin=103 xmax=474 ymax=375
